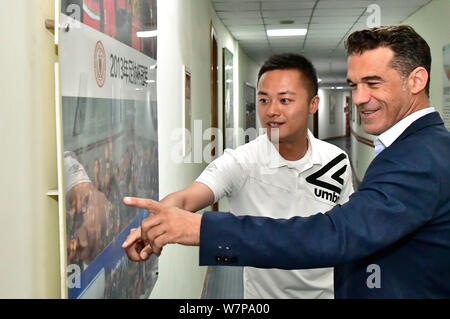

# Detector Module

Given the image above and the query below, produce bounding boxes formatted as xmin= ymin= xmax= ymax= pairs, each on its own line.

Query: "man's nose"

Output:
xmin=267 ymin=100 xmax=281 ymax=116
xmin=352 ymin=86 xmax=371 ymax=106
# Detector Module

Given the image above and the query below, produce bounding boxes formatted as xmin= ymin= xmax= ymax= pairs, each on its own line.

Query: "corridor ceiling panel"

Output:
xmin=212 ymin=0 xmax=432 ymax=86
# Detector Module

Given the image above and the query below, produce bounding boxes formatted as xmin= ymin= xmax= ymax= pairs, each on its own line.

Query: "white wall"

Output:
xmin=318 ymin=89 xmax=349 ymax=140
xmin=155 ymin=0 xmax=209 ymax=299
xmin=238 ymin=44 xmax=261 ymax=142
xmin=403 ymin=0 xmax=450 ymax=116
xmin=0 ymin=0 xmax=60 ymax=298
xmin=154 ymin=0 xmax=259 ymax=298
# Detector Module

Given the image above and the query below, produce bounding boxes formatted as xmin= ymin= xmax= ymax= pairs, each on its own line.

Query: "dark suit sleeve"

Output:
xmin=199 ymin=149 xmax=440 ymax=269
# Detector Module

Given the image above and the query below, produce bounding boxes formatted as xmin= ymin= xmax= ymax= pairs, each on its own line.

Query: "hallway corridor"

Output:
xmin=326 ymin=136 xmax=360 ymax=189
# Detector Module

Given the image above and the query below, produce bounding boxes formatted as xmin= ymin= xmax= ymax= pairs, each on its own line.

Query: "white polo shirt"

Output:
xmin=196 ymin=130 xmax=354 ymax=299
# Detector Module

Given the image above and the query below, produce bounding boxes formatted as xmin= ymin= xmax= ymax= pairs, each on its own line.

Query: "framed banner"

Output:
xmin=223 ymin=47 xmax=234 ymax=149
xmin=244 ymin=82 xmax=256 ymax=143
xmin=443 ymin=43 xmax=450 ymax=130
xmin=60 ymin=0 xmax=158 ymax=299
xmin=182 ymin=65 xmax=192 ymax=157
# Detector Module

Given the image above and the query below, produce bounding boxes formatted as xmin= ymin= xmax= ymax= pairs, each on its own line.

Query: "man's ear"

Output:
xmin=309 ymin=95 xmax=319 ymax=115
xmin=408 ymin=66 xmax=428 ymax=94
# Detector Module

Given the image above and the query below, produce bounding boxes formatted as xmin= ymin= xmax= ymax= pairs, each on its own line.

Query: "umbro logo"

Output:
xmin=306 ymin=153 xmax=347 ymax=203
xmin=314 ymin=188 xmax=339 ymax=203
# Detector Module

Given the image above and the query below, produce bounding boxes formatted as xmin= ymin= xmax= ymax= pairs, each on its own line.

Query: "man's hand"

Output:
xmin=123 ymin=197 xmax=201 ymax=256
xmin=122 ymin=226 xmax=154 ymax=261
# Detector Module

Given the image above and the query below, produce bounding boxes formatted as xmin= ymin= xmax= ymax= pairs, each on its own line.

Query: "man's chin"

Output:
xmin=362 ymin=123 xmax=382 ymax=136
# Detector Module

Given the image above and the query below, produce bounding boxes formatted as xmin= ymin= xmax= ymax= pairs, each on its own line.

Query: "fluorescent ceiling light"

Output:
xmin=137 ymin=30 xmax=158 ymax=38
xmin=267 ymin=29 xmax=307 ymax=37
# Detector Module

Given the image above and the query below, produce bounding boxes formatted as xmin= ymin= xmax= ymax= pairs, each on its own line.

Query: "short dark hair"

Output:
xmin=345 ymin=25 xmax=431 ymax=96
xmin=257 ymin=53 xmax=319 ymax=99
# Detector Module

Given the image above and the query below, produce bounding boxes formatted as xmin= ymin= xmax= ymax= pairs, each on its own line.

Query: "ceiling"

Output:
xmin=212 ymin=0 xmax=432 ymax=87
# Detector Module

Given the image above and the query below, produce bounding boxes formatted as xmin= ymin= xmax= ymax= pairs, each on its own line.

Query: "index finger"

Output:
xmin=122 ymin=227 xmax=141 ymax=248
xmin=123 ymin=197 xmax=165 ymax=214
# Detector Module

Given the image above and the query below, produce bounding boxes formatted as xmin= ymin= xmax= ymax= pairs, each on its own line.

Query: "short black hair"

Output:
xmin=345 ymin=25 xmax=431 ymax=96
xmin=257 ymin=53 xmax=319 ymax=99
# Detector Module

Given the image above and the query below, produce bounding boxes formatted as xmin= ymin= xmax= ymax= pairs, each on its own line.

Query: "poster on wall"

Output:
xmin=244 ymin=82 xmax=256 ymax=143
xmin=183 ymin=66 xmax=192 ymax=157
xmin=443 ymin=44 xmax=450 ymax=130
xmin=223 ymin=47 xmax=234 ymax=149
xmin=329 ymin=91 xmax=336 ymax=125
xmin=60 ymin=0 xmax=158 ymax=299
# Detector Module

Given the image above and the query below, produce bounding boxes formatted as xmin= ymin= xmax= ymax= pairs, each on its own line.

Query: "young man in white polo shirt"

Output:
xmin=123 ymin=53 xmax=354 ymax=298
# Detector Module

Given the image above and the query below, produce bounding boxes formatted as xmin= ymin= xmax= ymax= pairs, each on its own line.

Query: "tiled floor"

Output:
xmin=326 ymin=135 xmax=351 ymax=154
xmin=201 ymin=136 xmax=356 ymax=299
xmin=202 ymin=266 xmax=244 ymax=299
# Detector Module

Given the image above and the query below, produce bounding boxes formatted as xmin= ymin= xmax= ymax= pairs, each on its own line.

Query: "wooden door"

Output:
xmin=210 ymin=23 xmax=219 ymax=212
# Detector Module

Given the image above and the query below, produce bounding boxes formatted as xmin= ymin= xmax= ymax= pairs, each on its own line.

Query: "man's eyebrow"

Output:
xmin=278 ymin=91 xmax=296 ymax=95
xmin=257 ymin=90 xmax=297 ymax=95
xmin=347 ymin=76 xmax=384 ymax=84
xmin=361 ymin=75 xmax=384 ymax=82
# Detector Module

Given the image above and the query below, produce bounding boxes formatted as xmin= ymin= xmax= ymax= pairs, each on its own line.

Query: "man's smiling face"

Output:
xmin=347 ymin=47 xmax=414 ymax=136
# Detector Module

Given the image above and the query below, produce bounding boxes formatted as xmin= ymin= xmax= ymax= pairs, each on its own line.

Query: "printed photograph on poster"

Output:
xmin=63 ymin=98 xmax=159 ymax=299
xmin=223 ymin=47 xmax=234 ymax=150
xmin=59 ymin=1 xmax=159 ymax=299
xmin=73 ymin=98 xmax=87 ymax=136
xmin=182 ymin=65 xmax=192 ymax=157
xmin=443 ymin=43 xmax=450 ymax=130
xmin=61 ymin=0 xmax=158 ymax=59
xmin=244 ymin=82 xmax=256 ymax=143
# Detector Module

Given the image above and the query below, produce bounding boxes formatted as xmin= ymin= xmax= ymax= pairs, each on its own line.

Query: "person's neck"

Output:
xmin=403 ymin=94 xmax=430 ymax=119
xmin=273 ymin=135 xmax=309 ymax=161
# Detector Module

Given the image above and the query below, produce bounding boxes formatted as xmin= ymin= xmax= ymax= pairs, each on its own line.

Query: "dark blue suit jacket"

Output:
xmin=199 ymin=112 xmax=450 ymax=298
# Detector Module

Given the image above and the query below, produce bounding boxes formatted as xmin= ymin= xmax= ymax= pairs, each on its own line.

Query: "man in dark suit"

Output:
xmin=123 ymin=25 xmax=450 ymax=298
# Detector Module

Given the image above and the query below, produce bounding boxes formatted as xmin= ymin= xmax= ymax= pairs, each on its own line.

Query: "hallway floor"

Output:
xmin=202 ymin=135 xmax=356 ymax=299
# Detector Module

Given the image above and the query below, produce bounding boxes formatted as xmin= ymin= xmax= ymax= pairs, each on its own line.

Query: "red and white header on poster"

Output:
xmin=60 ymin=14 xmax=157 ymax=101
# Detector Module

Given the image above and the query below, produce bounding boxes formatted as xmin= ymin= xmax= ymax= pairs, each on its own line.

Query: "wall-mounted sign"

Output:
xmin=60 ymin=0 xmax=158 ymax=299
xmin=182 ymin=65 xmax=192 ymax=157
xmin=223 ymin=47 xmax=234 ymax=149
xmin=244 ymin=83 xmax=256 ymax=143
xmin=443 ymin=43 xmax=450 ymax=130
